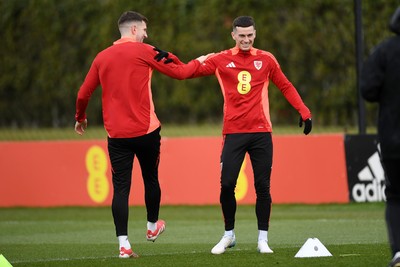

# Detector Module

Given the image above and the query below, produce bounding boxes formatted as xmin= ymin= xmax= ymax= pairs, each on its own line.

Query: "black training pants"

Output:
xmin=220 ymin=132 xmax=273 ymax=231
xmin=108 ymin=127 xmax=161 ymax=237
xmin=382 ymin=159 xmax=400 ymax=256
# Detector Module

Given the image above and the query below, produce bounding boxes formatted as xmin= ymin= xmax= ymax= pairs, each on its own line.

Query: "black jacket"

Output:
xmin=360 ymin=34 xmax=400 ymax=160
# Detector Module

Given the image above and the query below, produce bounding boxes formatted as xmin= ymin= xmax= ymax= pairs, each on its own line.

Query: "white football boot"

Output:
xmin=211 ymin=234 xmax=236 ymax=254
xmin=257 ymin=239 xmax=273 ymax=253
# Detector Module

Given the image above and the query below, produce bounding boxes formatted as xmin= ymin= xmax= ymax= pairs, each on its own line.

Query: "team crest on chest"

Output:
xmin=254 ymin=61 xmax=262 ymax=70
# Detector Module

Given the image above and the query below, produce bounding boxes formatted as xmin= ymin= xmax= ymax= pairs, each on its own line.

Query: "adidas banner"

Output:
xmin=344 ymin=134 xmax=386 ymax=202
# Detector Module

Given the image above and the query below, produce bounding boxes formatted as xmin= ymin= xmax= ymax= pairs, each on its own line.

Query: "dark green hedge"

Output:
xmin=1 ymin=0 xmax=398 ymax=128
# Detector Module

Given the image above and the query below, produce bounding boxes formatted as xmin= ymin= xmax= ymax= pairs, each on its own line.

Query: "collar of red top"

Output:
xmin=231 ymin=47 xmax=257 ymax=56
xmin=113 ymin=37 xmax=136 ymax=45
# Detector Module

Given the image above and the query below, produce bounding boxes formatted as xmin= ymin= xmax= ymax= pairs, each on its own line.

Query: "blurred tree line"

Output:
xmin=0 ymin=0 xmax=399 ymax=129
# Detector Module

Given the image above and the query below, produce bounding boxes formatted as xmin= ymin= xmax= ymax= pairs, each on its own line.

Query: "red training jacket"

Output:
xmin=75 ymin=38 xmax=199 ymax=138
xmin=191 ymin=47 xmax=311 ymax=134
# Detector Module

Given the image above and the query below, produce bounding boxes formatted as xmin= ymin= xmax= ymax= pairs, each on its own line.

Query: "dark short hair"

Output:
xmin=118 ymin=11 xmax=148 ymax=26
xmin=232 ymin=16 xmax=256 ymax=30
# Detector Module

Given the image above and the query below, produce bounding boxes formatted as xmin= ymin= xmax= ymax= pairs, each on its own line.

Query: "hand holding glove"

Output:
xmin=299 ymin=117 xmax=312 ymax=135
xmin=153 ymin=47 xmax=173 ymax=64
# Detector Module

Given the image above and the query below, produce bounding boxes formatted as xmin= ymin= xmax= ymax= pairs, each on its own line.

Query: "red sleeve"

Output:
xmin=268 ymin=56 xmax=311 ymax=120
xmin=75 ymin=60 xmax=100 ymax=122
xmin=153 ymin=49 xmax=219 ymax=78
xmin=146 ymin=45 xmax=200 ymax=79
xmin=189 ymin=53 xmax=219 ymax=78
xmin=168 ymin=53 xmax=184 ymax=65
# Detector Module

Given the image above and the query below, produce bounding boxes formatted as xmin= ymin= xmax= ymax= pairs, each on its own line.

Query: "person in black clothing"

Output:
xmin=360 ymin=7 xmax=400 ymax=267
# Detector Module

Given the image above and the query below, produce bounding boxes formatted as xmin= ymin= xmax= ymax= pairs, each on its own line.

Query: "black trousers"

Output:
xmin=220 ymin=132 xmax=273 ymax=231
xmin=107 ymin=127 xmax=161 ymax=237
xmin=382 ymin=159 xmax=400 ymax=256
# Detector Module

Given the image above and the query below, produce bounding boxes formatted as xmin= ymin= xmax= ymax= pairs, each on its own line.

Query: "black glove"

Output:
xmin=153 ymin=47 xmax=173 ymax=64
xmin=299 ymin=117 xmax=312 ymax=135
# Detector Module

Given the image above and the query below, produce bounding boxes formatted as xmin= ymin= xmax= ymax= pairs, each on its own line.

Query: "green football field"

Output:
xmin=0 ymin=203 xmax=390 ymax=267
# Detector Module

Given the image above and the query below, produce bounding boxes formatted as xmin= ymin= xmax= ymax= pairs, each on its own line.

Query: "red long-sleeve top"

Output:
xmin=191 ymin=47 xmax=311 ymax=134
xmin=75 ymin=38 xmax=199 ymax=138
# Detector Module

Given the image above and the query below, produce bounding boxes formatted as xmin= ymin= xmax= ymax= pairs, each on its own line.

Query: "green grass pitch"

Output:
xmin=0 ymin=203 xmax=390 ymax=266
